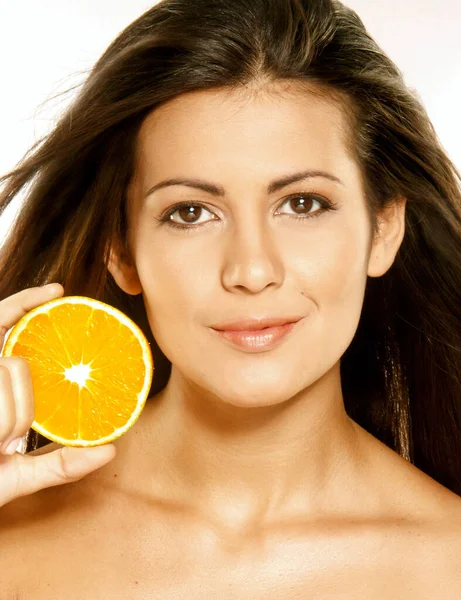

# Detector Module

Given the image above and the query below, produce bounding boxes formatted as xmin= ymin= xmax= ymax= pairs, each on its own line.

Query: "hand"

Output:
xmin=0 ymin=284 xmax=116 ymax=507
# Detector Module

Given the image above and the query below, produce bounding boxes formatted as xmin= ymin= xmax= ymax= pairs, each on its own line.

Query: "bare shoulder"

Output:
xmin=353 ymin=420 xmax=461 ymax=506
xmin=0 ymin=442 xmax=107 ymax=592
xmin=353 ymin=425 xmax=461 ymax=598
xmin=0 ymin=441 xmax=66 ymax=516
xmin=0 ymin=442 xmax=73 ymax=536
xmin=356 ymin=422 xmax=461 ymax=580
xmin=0 ymin=442 xmax=108 ymax=528
xmin=413 ymin=489 xmax=461 ymax=595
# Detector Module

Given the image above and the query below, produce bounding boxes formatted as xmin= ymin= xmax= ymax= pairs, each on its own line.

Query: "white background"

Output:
xmin=0 ymin=0 xmax=460 ymax=241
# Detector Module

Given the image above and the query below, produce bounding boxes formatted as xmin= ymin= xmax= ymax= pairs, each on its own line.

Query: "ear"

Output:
xmin=106 ymin=241 xmax=142 ymax=296
xmin=367 ymin=197 xmax=407 ymax=278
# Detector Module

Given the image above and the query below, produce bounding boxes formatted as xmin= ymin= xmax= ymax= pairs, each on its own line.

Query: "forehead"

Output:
xmin=133 ymin=81 xmax=358 ymax=188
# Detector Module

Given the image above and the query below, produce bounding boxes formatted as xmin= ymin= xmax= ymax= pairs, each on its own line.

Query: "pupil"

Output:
xmin=179 ymin=206 xmax=201 ymax=222
xmin=292 ymin=197 xmax=311 ymax=213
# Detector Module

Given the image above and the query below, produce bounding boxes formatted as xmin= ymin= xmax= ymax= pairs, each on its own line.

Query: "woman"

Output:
xmin=0 ymin=0 xmax=460 ymax=596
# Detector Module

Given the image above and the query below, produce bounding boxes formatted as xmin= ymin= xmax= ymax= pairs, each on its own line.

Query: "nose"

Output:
xmin=221 ymin=217 xmax=285 ymax=294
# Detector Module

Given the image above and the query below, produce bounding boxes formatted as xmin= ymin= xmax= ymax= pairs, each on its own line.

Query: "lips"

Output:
xmin=210 ymin=319 xmax=303 ymax=352
xmin=211 ymin=316 xmax=303 ymax=332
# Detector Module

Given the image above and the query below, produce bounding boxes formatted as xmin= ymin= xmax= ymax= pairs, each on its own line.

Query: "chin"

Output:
xmin=212 ymin=384 xmax=298 ymax=409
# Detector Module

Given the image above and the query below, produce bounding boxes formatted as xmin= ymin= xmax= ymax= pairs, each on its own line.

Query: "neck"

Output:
xmin=117 ymin=363 xmax=368 ymax=535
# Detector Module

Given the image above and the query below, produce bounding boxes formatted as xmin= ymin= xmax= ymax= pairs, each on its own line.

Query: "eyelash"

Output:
xmin=155 ymin=193 xmax=339 ymax=231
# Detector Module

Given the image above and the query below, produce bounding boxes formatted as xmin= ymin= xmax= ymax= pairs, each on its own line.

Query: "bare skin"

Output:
xmin=1 ymin=80 xmax=460 ymax=597
xmin=0 ymin=411 xmax=461 ymax=599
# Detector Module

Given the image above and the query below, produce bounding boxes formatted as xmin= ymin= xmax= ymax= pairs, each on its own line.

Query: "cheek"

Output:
xmin=133 ymin=235 xmax=213 ymax=345
xmin=309 ymin=231 xmax=368 ymax=300
xmin=295 ymin=220 xmax=370 ymax=354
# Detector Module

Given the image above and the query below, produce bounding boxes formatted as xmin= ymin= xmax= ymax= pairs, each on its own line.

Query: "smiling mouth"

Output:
xmin=210 ymin=320 xmax=303 ymax=353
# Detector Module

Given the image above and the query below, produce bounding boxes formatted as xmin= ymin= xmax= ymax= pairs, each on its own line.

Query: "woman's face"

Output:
xmin=111 ymin=81 xmax=404 ymax=407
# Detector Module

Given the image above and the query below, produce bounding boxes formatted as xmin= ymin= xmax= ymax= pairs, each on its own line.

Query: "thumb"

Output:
xmin=58 ymin=445 xmax=117 ymax=479
xmin=15 ymin=444 xmax=117 ymax=500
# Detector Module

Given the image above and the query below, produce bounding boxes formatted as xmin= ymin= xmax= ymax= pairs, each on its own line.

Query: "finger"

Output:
xmin=0 ymin=284 xmax=64 ymax=347
xmin=0 ymin=356 xmax=34 ymax=451
xmin=0 ymin=364 xmax=16 ymax=447
xmin=10 ymin=444 xmax=117 ymax=503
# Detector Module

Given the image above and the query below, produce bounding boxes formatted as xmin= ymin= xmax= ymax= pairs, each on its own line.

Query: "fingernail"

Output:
xmin=4 ymin=438 xmax=22 ymax=455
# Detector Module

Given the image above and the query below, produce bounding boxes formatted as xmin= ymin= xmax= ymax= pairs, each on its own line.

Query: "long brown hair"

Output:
xmin=1 ymin=0 xmax=460 ymax=494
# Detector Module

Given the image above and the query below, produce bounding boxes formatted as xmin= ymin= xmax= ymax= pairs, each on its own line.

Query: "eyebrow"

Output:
xmin=145 ymin=169 xmax=344 ymax=198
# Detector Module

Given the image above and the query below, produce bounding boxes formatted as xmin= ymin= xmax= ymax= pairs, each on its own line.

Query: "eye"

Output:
xmin=163 ymin=202 xmax=216 ymax=227
xmin=156 ymin=193 xmax=338 ymax=230
xmin=275 ymin=194 xmax=331 ymax=219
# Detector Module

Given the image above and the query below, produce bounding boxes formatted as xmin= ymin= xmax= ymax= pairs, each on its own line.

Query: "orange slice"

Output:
xmin=1 ymin=296 xmax=153 ymax=447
